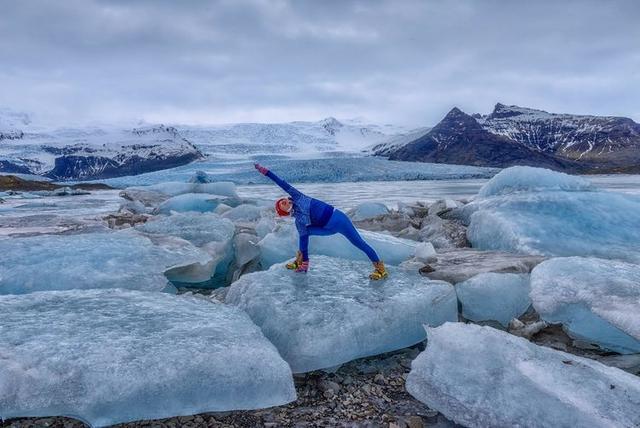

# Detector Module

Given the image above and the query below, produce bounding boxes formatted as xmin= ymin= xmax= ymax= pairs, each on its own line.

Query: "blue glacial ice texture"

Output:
xmin=128 ymin=181 xmax=239 ymax=198
xmin=477 ymin=166 xmax=594 ymax=197
xmin=530 ymin=257 xmax=640 ymax=354
xmin=226 ymin=255 xmax=458 ymax=373
xmin=456 ymin=272 xmax=531 ymax=327
xmin=349 ymin=202 xmax=390 ymax=221
xmin=0 ymin=230 xmax=211 ymax=294
xmin=258 ymin=222 xmax=417 ymax=267
xmin=406 ymin=323 xmax=640 ymax=428
xmin=0 ymin=289 xmax=296 ymax=427
xmin=463 ymin=188 xmax=640 ymax=263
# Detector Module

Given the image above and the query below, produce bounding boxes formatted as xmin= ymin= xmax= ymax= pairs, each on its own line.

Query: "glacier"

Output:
xmin=462 ymin=166 xmax=640 ymax=262
xmin=0 ymin=230 xmax=211 ymax=294
xmin=0 ymin=289 xmax=296 ymax=427
xmin=258 ymin=221 xmax=417 ymax=267
xmin=406 ymin=323 xmax=640 ymax=428
xmin=530 ymin=257 xmax=640 ymax=354
xmin=226 ymin=255 xmax=458 ymax=373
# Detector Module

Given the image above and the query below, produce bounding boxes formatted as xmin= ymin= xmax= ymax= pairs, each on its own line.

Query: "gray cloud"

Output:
xmin=0 ymin=0 xmax=638 ymax=127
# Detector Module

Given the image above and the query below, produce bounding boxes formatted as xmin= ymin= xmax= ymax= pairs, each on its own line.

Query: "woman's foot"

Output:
xmin=294 ymin=261 xmax=309 ymax=273
xmin=286 ymin=251 xmax=303 ymax=270
xmin=369 ymin=261 xmax=388 ymax=280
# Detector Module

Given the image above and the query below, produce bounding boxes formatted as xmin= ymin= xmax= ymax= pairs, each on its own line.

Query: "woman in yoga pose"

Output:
xmin=254 ymin=163 xmax=388 ymax=280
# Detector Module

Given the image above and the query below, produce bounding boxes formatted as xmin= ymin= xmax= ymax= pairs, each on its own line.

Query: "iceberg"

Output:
xmin=348 ymin=202 xmax=389 ymax=221
xmin=226 ymin=255 xmax=458 ymax=373
xmin=406 ymin=323 xmax=640 ymax=428
xmin=477 ymin=165 xmax=594 ymax=197
xmin=462 ymin=167 xmax=640 ymax=262
xmin=129 ymin=181 xmax=239 ymax=198
xmin=456 ymin=272 xmax=531 ymax=327
xmin=530 ymin=257 xmax=640 ymax=354
xmin=258 ymin=222 xmax=417 ymax=268
xmin=0 ymin=289 xmax=296 ymax=427
xmin=154 ymin=193 xmax=232 ymax=214
xmin=0 ymin=230 xmax=211 ymax=294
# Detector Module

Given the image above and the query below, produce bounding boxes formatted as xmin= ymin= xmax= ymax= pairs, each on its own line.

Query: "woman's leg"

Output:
xmin=327 ymin=210 xmax=380 ymax=262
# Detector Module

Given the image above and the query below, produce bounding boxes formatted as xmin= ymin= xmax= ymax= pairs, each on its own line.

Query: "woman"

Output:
xmin=254 ymin=163 xmax=388 ymax=280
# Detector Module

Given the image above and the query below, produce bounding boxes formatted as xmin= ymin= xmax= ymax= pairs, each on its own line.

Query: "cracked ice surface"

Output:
xmin=0 ymin=289 xmax=296 ymax=427
xmin=0 ymin=230 xmax=211 ymax=294
xmin=258 ymin=222 xmax=417 ymax=267
xmin=531 ymin=257 xmax=640 ymax=354
xmin=226 ymin=255 xmax=457 ymax=373
xmin=462 ymin=167 xmax=640 ymax=262
xmin=407 ymin=323 xmax=640 ymax=428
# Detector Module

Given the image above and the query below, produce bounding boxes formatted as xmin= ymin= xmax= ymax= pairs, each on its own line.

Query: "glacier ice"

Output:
xmin=0 ymin=230 xmax=211 ymax=294
xmin=226 ymin=255 xmax=458 ymax=373
xmin=348 ymin=202 xmax=389 ymax=221
xmin=0 ymin=289 xmax=296 ymax=426
xmin=477 ymin=165 xmax=594 ymax=197
xmin=136 ymin=212 xmax=237 ymax=285
xmin=258 ymin=222 xmax=417 ymax=268
xmin=221 ymin=203 xmax=264 ymax=223
xmin=406 ymin=323 xmax=640 ymax=428
xmin=456 ymin=272 xmax=531 ymax=327
xmin=129 ymin=181 xmax=239 ymax=198
xmin=136 ymin=212 xmax=235 ymax=248
xmin=414 ymin=242 xmax=437 ymax=263
xmin=530 ymin=257 xmax=640 ymax=354
xmin=154 ymin=193 xmax=230 ymax=214
xmin=462 ymin=167 xmax=640 ymax=262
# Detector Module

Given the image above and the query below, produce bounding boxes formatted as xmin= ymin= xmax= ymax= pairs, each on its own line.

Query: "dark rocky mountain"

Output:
xmin=384 ymin=104 xmax=640 ymax=173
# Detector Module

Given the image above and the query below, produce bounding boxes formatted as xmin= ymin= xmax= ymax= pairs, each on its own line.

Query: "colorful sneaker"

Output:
xmin=286 ymin=251 xmax=303 ymax=270
xmin=369 ymin=261 xmax=389 ymax=280
xmin=295 ymin=260 xmax=309 ymax=273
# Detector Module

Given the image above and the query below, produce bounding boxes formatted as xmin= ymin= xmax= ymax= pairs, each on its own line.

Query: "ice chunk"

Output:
xmin=477 ymin=166 xmax=594 ymax=197
xmin=258 ymin=222 xmax=417 ymax=268
xmin=348 ymin=202 xmax=389 ymax=221
xmin=463 ymin=181 xmax=640 ymax=263
xmin=154 ymin=193 xmax=229 ymax=214
xmin=419 ymin=248 xmax=544 ymax=284
xmin=188 ymin=170 xmax=212 ymax=183
xmin=226 ymin=255 xmax=457 ymax=373
xmin=136 ymin=213 xmax=236 ymax=285
xmin=255 ymin=215 xmax=276 ymax=239
xmin=407 ymin=323 xmax=640 ymax=428
xmin=234 ymin=232 xmax=260 ymax=267
xmin=130 ymin=181 xmax=239 ymax=198
xmin=418 ymin=215 xmax=468 ymax=249
xmin=0 ymin=230 xmax=211 ymax=294
xmin=0 ymin=289 xmax=296 ymax=426
xmin=530 ymin=257 xmax=640 ymax=354
xmin=414 ymin=242 xmax=436 ymax=263
xmin=456 ymin=272 xmax=531 ymax=327
xmin=136 ymin=212 xmax=235 ymax=247
xmin=221 ymin=203 xmax=263 ymax=223
xmin=427 ymin=198 xmax=462 ymax=216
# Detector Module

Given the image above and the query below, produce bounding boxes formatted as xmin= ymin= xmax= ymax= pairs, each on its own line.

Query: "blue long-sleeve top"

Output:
xmin=265 ymin=170 xmax=334 ymax=261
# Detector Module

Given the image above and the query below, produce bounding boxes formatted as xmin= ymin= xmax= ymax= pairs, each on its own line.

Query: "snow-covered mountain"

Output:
xmin=383 ymin=104 xmax=640 ymax=173
xmin=176 ymin=117 xmax=410 ymax=156
xmin=0 ymin=110 xmax=203 ymax=180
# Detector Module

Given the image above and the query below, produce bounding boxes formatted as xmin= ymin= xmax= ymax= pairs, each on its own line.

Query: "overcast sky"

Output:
xmin=1 ymin=0 xmax=639 ymax=127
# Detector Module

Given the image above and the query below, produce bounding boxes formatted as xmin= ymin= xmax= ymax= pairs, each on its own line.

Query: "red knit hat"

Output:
xmin=275 ymin=197 xmax=291 ymax=216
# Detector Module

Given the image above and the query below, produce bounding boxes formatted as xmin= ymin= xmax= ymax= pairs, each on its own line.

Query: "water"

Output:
xmin=238 ymin=175 xmax=640 ymax=210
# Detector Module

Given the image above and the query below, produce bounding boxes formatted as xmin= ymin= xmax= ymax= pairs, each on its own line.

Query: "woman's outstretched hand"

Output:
xmin=254 ymin=163 xmax=268 ymax=175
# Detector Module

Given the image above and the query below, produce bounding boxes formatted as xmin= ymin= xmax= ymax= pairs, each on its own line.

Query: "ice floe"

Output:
xmin=226 ymin=255 xmax=457 ymax=373
xmin=456 ymin=272 xmax=531 ymax=327
xmin=531 ymin=257 xmax=640 ymax=354
xmin=0 ymin=289 xmax=296 ymax=426
xmin=462 ymin=167 xmax=640 ymax=262
xmin=0 ymin=230 xmax=211 ymax=294
xmin=407 ymin=323 xmax=640 ymax=428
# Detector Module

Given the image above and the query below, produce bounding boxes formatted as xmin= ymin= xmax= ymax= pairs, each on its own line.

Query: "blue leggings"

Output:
xmin=307 ymin=209 xmax=380 ymax=262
